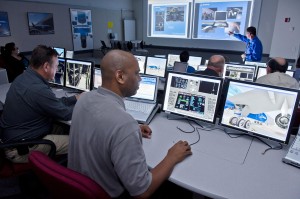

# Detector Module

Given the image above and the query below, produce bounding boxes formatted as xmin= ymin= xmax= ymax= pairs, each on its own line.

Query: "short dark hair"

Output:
xmin=267 ymin=58 xmax=288 ymax=73
xmin=30 ymin=45 xmax=58 ymax=69
xmin=247 ymin=26 xmax=256 ymax=36
xmin=180 ymin=51 xmax=189 ymax=62
xmin=4 ymin=42 xmax=16 ymax=56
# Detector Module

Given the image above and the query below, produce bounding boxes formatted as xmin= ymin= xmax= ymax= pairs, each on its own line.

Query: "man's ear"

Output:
xmin=115 ymin=70 xmax=125 ymax=84
xmin=42 ymin=62 xmax=49 ymax=73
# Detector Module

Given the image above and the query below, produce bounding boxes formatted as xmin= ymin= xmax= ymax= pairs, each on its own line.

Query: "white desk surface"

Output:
xmin=144 ymin=113 xmax=300 ymax=199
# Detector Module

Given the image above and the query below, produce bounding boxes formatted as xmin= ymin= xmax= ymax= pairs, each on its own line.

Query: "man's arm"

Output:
xmin=229 ymin=32 xmax=248 ymax=43
xmin=247 ymin=42 xmax=262 ymax=62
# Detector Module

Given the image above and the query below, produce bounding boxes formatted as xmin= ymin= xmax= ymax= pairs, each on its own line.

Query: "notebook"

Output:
xmin=124 ymin=75 xmax=159 ymax=124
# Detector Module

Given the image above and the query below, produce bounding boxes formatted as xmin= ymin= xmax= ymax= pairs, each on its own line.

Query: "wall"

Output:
xmin=134 ymin=0 xmax=279 ymax=55
xmin=269 ymin=0 xmax=300 ymax=60
xmin=0 ymin=0 xmax=133 ymax=52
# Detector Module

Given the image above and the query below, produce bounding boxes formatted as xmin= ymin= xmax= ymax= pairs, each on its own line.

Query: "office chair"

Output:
xmin=29 ymin=151 xmax=111 ymax=199
xmin=127 ymin=41 xmax=133 ymax=51
xmin=173 ymin=61 xmax=188 ymax=73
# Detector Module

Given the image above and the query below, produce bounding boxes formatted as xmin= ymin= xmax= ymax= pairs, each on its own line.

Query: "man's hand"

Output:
xmin=241 ymin=53 xmax=246 ymax=60
xmin=167 ymin=140 xmax=192 ymax=164
xmin=228 ymin=31 xmax=234 ymax=35
xmin=140 ymin=124 xmax=152 ymax=139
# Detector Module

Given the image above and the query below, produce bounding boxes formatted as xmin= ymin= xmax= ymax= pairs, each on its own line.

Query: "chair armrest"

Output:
xmin=0 ymin=139 xmax=56 ymax=158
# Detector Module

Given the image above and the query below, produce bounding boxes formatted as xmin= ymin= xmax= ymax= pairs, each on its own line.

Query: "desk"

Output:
xmin=0 ymin=83 xmax=10 ymax=103
xmin=144 ymin=113 xmax=300 ymax=199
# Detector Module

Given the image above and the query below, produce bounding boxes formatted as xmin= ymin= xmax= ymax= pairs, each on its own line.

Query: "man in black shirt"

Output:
xmin=196 ymin=55 xmax=225 ymax=77
xmin=0 ymin=45 xmax=79 ymax=163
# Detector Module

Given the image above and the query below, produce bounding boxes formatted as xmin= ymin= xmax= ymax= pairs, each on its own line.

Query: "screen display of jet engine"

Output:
xmin=220 ymin=80 xmax=299 ymax=144
xmin=145 ymin=57 xmax=167 ymax=77
xmin=65 ymin=59 xmax=93 ymax=91
xmin=223 ymin=64 xmax=256 ymax=81
xmin=49 ymin=58 xmax=65 ymax=86
xmin=163 ymin=72 xmax=222 ymax=123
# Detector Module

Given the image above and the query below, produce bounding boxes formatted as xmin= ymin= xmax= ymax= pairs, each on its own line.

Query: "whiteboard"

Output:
xmin=124 ymin=19 xmax=136 ymax=41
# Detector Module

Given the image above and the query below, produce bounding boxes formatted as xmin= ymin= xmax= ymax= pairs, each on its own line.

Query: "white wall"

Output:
xmin=0 ymin=0 xmax=133 ymax=52
xmin=269 ymin=0 xmax=300 ymax=60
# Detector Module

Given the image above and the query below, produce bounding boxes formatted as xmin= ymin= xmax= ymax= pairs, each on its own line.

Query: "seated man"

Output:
xmin=196 ymin=55 xmax=225 ymax=77
xmin=179 ymin=50 xmax=196 ymax=73
xmin=68 ymin=50 xmax=192 ymax=199
xmin=0 ymin=45 xmax=80 ymax=163
xmin=256 ymin=57 xmax=299 ymax=89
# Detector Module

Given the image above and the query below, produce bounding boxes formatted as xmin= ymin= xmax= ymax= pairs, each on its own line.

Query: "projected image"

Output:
xmin=145 ymin=57 xmax=167 ymax=77
xmin=149 ymin=3 xmax=189 ymax=38
xmin=66 ymin=60 xmax=92 ymax=91
xmin=193 ymin=0 xmax=250 ymax=40
xmin=221 ymin=81 xmax=298 ymax=142
xmin=163 ymin=73 xmax=221 ymax=123
xmin=50 ymin=58 xmax=65 ymax=86
xmin=227 ymin=7 xmax=243 ymax=19
xmin=201 ymin=8 xmax=216 ymax=20
xmin=166 ymin=6 xmax=184 ymax=22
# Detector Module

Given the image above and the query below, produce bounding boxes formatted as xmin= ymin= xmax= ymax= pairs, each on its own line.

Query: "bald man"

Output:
xmin=68 ymin=50 xmax=192 ymax=199
xmin=196 ymin=55 xmax=225 ymax=77
xmin=256 ymin=57 xmax=299 ymax=89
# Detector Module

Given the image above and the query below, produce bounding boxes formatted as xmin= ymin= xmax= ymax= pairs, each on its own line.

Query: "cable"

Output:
xmin=176 ymin=119 xmax=201 ymax=146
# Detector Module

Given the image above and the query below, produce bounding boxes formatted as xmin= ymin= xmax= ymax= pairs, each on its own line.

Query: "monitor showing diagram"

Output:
xmin=163 ymin=72 xmax=222 ymax=123
xmin=145 ymin=57 xmax=167 ymax=77
xmin=220 ymin=80 xmax=299 ymax=144
xmin=65 ymin=59 xmax=93 ymax=91
xmin=223 ymin=64 xmax=256 ymax=82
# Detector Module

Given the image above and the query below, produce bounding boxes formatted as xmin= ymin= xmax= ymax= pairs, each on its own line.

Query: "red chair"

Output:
xmin=29 ymin=151 xmax=111 ymax=199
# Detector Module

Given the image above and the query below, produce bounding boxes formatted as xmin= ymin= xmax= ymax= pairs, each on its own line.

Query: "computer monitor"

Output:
xmin=256 ymin=66 xmax=267 ymax=79
xmin=93 ymin=67 xmax=102 ymax=89
xmin=223 ymin=64 xmax=256 ymax=82
xmin=188 ymin=56 xmax=202 ymax=70
xmin=145 ymin=57 xmax=167 ymax=77
xmin=53 ymin=47 xmax=65 ymax=58
xmin=134 ymin=55 xmax=146 ymax=74
xmin=49 ymin=58 xmax=65 ymax=86
xmin=130 ymin=75 xmax=158 ymax=101
xmin=286 ymin=70 xmax=295 ymax=77
xmin=167 ymin=54 xmax=180 ymax=69
xmin=245 ymin=61 xmax=266 ymax=68
xmin=288 ymin=65 xmax=293 ymax=70
xmin=198 ymin=65 xmax=206 ymax=71
xmin=66 ymin=50 xmax=74 ymax=59
xmin=173 ymin=61 xmax=188 ymax=73
xmin=220 ymin=79 xmax=299 ymax=144
xmin=163 ymin=72 xmax=223 ymax=124
xmin=65 ymin=59 xmax=93 ymax=92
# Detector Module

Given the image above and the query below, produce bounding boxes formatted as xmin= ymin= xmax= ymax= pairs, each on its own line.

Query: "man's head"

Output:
xmin=30 ymin=45 xmax=59 ymax=81
xmin=207 ymin=55 xmax=225 ymax=76
xmin=180 ymin=51 xmax=189 ymax=62
xmin=266 ymin=57 xmax=288 ymax=74
xmin=246 ymin=26 xmax=257 ymax=39
xmin=101 ymin=50 xmax=141 ymax=98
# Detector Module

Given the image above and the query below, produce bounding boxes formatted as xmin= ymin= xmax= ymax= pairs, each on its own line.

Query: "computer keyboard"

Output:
xmin=124 ymin=101 xmax=153 ymax=114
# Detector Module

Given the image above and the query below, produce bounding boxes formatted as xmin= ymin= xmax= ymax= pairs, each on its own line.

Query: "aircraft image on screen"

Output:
xmin=222 ymin=86 xmax=296 ymax=141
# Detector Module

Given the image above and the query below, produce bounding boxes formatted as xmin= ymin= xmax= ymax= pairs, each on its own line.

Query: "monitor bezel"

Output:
xmin=65 ymin=58 xmax=94 ymax=92
xmin=219 ymin=79 xmax=300 ymax=145
xmin=145 ymin=56 xmax=167 ymax=78
xmin=162 ymin=71 xmax=223 ymax=124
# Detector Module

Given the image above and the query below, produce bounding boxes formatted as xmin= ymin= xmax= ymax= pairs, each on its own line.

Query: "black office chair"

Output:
xmin=173 ymin=61 xmax=188 ymax=73
xmin=100 ymin=40 xmax=110 ymax=56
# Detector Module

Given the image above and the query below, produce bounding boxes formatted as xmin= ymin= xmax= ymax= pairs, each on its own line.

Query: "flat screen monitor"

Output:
xmin=288 ymin=65 xmax=293 ymax=70
xmin=163 ymin=72 xmax=223 ymax=123
xmin=145 ymin=57 xmax=167 ymax=77
xmin=66 ymin=50 xmax=74 ymax=59
xmin=173 ymin=61 xmax=188 ymax=73
xmin=220 ymin=79 xmax=299 ymax=144
xmin=49 ymin=58 xmax=65 ymax=86
xmin=53 ymin=47 xmax=65 ymax=58
xmin=93 ymin=67 xmax=102 ymax=89
xmin=198 ymin=65 xmax=206 ymax=71
xmin=167 ymin=54 xmax=180 ymax=69
xmin=188 ymin=56 xmax=202 ymax=70
xmin=256 ymin=66 xmax=267 ymax=79
xmin=134 ymin=55 xmax=146 ymax=74
xmin=286 ymin=70 xmax=295 ymax=77
xmin=223 ymin=64 xmax=256 ymax=82
xmin=65 ymin=59 xmax=93 ymax=92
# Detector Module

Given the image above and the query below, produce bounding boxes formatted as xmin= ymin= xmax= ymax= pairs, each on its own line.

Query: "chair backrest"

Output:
xmin=0 ymin=68 xmax=9 ymax=85
xmin=173 ymin=61 xmax=188 ymax=73
xmin=29 ymin=151 xmax=111 ymax=199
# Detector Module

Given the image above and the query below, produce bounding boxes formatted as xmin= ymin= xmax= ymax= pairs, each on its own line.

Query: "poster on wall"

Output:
xmin=70 ymin=9 xmax=93 ymax=51
xmin=27 ymin=12 xmax=55 ymax=35
xmin=0 ymin=11 xmax=11 ymax=36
